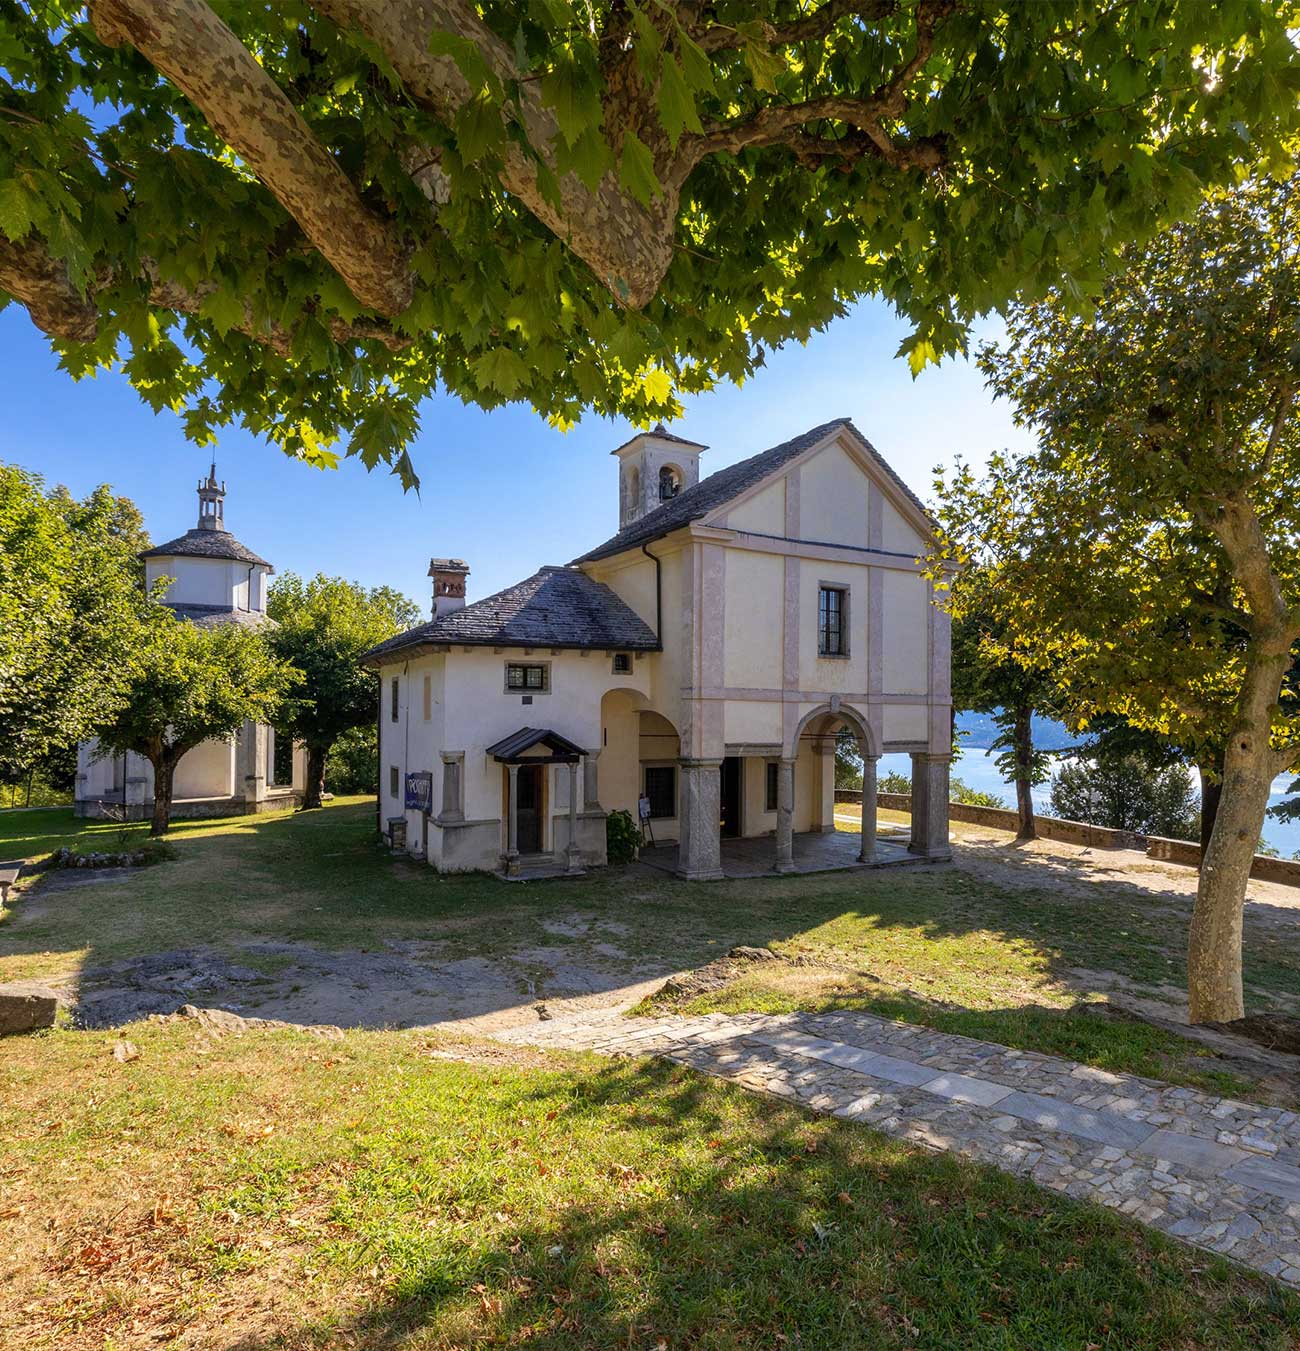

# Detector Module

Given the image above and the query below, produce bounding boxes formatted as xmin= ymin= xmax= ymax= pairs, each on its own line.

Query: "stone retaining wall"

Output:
xmin=834 ymin=788 xmax=1300 ymax=889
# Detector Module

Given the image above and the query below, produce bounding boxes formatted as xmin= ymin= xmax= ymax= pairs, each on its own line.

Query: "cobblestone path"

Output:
xmin=495 ymin=1008 xmax=1300 ymax=1288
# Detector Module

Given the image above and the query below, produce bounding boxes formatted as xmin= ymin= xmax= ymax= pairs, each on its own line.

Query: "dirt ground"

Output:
xmin=3 ymin=815 xmax=1296 ymax=1044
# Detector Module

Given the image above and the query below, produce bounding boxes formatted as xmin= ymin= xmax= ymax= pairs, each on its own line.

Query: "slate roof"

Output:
xmin=140 ymin=529 xmax=272 ymax=568
xmin=485 ymin=728 xmax=585 ymax=762
xmin=609 ymin=422 xmax=709 ymax=456
xmin=360 ymin=566 xmax=660 ymax=665
xmin=575 ymin=417 xmax=932 ymax=564
xmin=166 ymin=602 xmax=272 ymax=630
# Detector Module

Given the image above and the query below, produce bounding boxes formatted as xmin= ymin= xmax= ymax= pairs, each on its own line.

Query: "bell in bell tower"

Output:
xmin=196 ymin=463 xmax=226 ymax=532
xmin=611 ymin=424 xmax=708 ymax=529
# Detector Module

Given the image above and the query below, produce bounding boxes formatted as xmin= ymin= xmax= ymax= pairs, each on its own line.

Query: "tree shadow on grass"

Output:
xmin=217 ymin=1057 xmax=1300 ymax=1351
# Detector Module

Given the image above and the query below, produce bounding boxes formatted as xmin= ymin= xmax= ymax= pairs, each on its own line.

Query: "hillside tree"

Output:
xmin=267 ymin=573 xmax=418 ymax=809
xmin=3 ymin=2 xmax=1298 ymax=483
xmin=0 ymin=463 xmax=151 ymax=782
xmin=93 ymin=607 xmax=295 ymax=834
xmin=947 ymin=175 xmax=1300 ymax=1024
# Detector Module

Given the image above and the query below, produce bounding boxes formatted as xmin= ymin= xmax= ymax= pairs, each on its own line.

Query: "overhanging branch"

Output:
xmin=88 ymin=0 xmax=415 ymax=317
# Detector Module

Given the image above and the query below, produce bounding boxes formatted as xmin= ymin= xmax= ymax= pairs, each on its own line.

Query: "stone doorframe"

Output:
xmin=501 ymin=755 xmax=587 ymax=878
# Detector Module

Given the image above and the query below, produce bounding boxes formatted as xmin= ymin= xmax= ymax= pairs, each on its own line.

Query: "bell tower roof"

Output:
xmin=139 ymin=465 xmax=272 ymax=569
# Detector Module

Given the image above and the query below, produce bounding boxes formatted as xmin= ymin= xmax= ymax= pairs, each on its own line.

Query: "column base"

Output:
xmin=503 ymin=849 xmax=521 ymax=878
xmin=773 ymin=858 xmax=797 ymax=874
xmin=565 ymin=846 xmax=585 ymax=875
xmin=675 ymin=864 xmax=726 ymax=882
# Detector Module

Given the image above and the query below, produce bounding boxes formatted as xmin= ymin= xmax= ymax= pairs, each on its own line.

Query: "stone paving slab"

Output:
xmin=495 ymin=1006 xmax=1300 ymax=1289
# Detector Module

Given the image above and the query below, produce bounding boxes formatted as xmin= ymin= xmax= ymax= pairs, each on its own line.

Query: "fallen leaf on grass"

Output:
xmin=114 ymin=1040 xmax=141 ymax=1064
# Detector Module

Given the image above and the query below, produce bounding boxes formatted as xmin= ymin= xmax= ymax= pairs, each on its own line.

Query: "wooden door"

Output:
xmin=516 ymin=764 xmax=543 ymax=853
xmin=720 ymin=756 xmax=742 ymax=838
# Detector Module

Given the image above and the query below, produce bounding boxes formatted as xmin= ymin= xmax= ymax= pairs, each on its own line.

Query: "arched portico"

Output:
xmin=779 ymin=700 xmax=880 ymax=871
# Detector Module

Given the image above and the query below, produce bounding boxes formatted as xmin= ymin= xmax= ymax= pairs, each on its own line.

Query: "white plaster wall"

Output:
xmin=724 ymin=700 xmax=781 ymax=746
xmin=882 ymin=571 xmax=929 ymax=695
xmin=881 ymin=498 xmax=924 ymax=557
xmin=883 ymin=703 xmax=929 ymax=745
xmin=742 ymin=755 xmax=777 ymax=837
xmin=798 ymin=442 xmax=870 ymax=549
xmin=722 ymin=549 xmax=783 ymax=689
xmin=143 ymin=556 xmax=270 ymax=613
xmin=725 ymin=479 xmax=785 ymax=535
xmin=599 ymin=690 xmax=642 ymax=822
xmin=173 ymin=736 xmax=234 ymax=799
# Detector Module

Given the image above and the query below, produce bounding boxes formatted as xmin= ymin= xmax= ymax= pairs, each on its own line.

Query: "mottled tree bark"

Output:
xmin=1012 ymin=703 xmax=1036 ymax=841
xmin=89 ymin=0 xmax=413 ymax=316
xmin=150 ymin=755 xmax=176 ymax=837
xmin=303 ymin=744 xmax=327 ymax=811
xmin=1189 ymin=496 xmax=1298 ymax=1023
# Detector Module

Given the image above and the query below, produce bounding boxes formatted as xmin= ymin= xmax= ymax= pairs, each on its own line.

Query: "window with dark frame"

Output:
xmin=765 ymin=761 xmax=779 ymax=813
xmin=505 ymin=663 xmax=548 ymax=692
xmin=644 ymin=765 xmax=676 ymax=819
xmin=390 ymin=676 xmax=399 ymax=721
xmin=389 ymin=765 xmax=399 ymax=798
xmin=612 ymin=652 xmax=632 ymax=675
xmin=818 ymin=585 xmax=847 ymax=656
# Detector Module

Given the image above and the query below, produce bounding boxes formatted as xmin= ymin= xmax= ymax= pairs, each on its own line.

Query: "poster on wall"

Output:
xmin=405 ymin=771 xmax=433 ymax=813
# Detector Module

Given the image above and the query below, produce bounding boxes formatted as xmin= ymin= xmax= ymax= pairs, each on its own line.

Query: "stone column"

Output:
xmin=908 ymin=752 xmax=952 ymax=860
xmin=123 ymin=751 xmax=149 ymax=822
xmin=504 ymin=764 xmax=520 ymax=877
xmin=240 ymin=719 xmax=269 ymax=812
xmin=439 ymin=752 xmax=464 ymax=823
xmin=583 ymin=751 xmax=600 ymax=811
xmin=774 ymin=757 xmax=796 ymax=873
xmin=676 ymin=758 xmax=724 ymax=881
xmin=858 ymin=754 xmax=879 ymax=862
xmin=566 ymin=759 xmax=584 ymax=872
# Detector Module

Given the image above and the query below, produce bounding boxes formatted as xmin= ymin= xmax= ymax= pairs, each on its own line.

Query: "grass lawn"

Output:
xmin=3 ymin=1020 xmax=1298 ymax=1350
xmin=1 ymin=800 xmax=1295 ymax=1099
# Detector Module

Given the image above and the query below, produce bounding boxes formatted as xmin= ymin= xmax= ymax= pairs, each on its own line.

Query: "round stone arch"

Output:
xmin=785 ymin=699 xmax=876 ymax=763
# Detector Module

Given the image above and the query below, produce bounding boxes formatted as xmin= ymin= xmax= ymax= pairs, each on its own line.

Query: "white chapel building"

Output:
xmin=75 ymin=467 xmax=306 ymax=819
xmin=362 ymin=419 xmax=952 ymax=879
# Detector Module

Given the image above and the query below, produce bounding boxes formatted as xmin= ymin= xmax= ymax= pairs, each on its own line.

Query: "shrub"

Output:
xmin=605 ymin=809 xmax=640 ymax=865
xmin=951 ymin=778 xmax=1009 ymax=809
xmin=1048 ymin=753 xmax=1199 ymax=839
xmin=879 ymin=770 xmax=912 ymax=795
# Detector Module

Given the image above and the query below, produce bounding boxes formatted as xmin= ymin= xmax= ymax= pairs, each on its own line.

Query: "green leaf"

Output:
xmin=657 ymin=56 xmax=702 ymax=147
xmin=742 ymin=42 xmax=786 ymax=94
xmin=472 ymin=346 xmax=529 ymax=396
xmin=200 ymin=288 xmax=245 ymax=339
xmin=456 ymin=89 xmax=504 ymax=164
xmin=618 ymin=131 xmax=660 ymax=206
xmin=0 ymin=178 xmax=35 ymax=241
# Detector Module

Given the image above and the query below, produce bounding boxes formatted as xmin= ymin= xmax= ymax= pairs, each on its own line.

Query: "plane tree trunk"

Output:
xmin=303 ymin=744 xmax=328 ymax=811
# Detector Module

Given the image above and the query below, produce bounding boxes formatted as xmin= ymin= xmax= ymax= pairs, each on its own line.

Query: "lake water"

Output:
xmin=875 ymin=748 xmax=1300 ymax=859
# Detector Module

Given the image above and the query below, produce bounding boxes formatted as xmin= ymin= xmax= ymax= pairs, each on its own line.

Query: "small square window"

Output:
xmin=612 ymin=652 xmax=632 ymax=675
xmin=644 ymin=765 xmax=677 ymax=819
xmin=765 ymin=761 xmax=779 ymax=813
xmin=818 ymin=585 xmax=848 ymax=657
xmin=506 ymin=663 xmax=549 ymax=693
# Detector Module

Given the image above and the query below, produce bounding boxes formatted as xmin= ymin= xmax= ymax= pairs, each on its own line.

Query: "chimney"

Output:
xmin=429 ymin=558 xmax=470 ymax=619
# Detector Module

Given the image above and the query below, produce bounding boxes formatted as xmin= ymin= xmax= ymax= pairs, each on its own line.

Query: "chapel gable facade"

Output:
xmin=363 ymin=418 xmax=951 ymax=879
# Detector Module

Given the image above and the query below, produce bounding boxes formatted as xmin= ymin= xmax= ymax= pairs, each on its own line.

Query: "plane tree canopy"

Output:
xmin=2 ymin=0 xmax=1297 ymax=483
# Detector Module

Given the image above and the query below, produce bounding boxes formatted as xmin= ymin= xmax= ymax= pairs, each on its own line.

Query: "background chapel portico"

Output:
xmin=365 ymin=419 xmax=951 ymax=878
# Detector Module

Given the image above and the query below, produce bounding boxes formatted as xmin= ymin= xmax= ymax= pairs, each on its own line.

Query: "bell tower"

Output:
xmin=196 ymin=463 xmax=226 ymax=532
xmin=611 ymin=424 xmax=708 ymax=528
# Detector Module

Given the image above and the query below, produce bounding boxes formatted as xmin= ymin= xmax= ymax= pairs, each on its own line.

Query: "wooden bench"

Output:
xmin=0 ymin=864 xmax=20 ymax=907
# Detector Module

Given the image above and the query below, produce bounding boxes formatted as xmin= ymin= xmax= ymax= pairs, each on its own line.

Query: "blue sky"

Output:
xmin=2 ymin=299 xmax=1034 ymax=613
